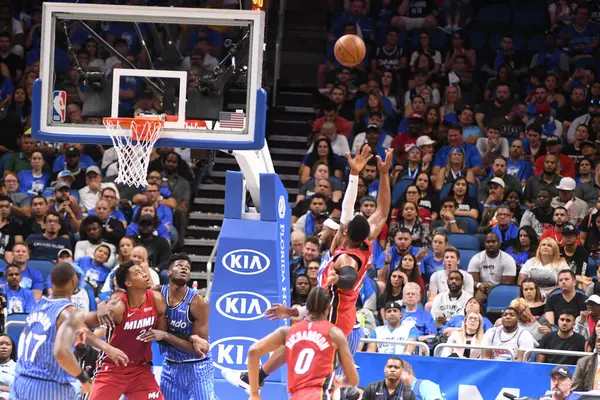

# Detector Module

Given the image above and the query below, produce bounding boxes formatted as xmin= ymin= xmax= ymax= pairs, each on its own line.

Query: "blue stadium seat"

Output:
xmin=475 ymin=4 xmax=511 ymax=31
xmin=28 ymin=259 xmax=55 ymax=287
xmin=430 ymin=29 xmax=448 ymax=51
xmin=392 ymin=179 xmax=414 ymax=205
xmin=459 ymin=249 xmax=478 ymax=270
xmin=455 ymin=217 xmax=479 ymax=234
xmin=588 ymin=257 xmax=597 ymax=277
xmin=513 ymin=5 xmax=548 ymax=33
xmin=469 ymin=31 xmax=486 ymax=51
xmin=527 ymin=34 xmax=545 ymax=54
xmin=486 ymin=284 xmax=521 ymax=314
xmin=5 ymin=313 xmax=28 ymax=347
xmin=448 ymin=234 xmax=480 ymax=251
xmin=0 ymin=259 xmax=7 ymax=272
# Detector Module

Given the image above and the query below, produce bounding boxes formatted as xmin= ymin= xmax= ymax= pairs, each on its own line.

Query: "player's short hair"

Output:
xmin=50 ymin=262 xmax=77 ymax=287
xmin=306 ymin=287 xmax=330 ymax=314
xmin=347 ymin=215 xmax=370 ymax=243
xmin=168 ymin=253 xmax=191 ymax=269
xmin=114 ymin=260 xmax=136 ymax=290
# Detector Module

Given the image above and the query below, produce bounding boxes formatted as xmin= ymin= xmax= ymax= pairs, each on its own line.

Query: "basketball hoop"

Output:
xmin=103 ymin=116 xmax=164 ymax=187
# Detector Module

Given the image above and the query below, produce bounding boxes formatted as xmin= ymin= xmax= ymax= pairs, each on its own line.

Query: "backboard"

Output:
xmin=32 ymin=2 xmax=266 ymax=150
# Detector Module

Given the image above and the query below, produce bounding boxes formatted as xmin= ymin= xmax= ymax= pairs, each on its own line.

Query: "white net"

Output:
xmin=103 ymin=117 xmax=164 ymax=187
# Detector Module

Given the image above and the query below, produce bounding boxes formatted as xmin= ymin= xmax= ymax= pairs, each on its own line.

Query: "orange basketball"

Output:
xmin=334 ymin=34 xmax=366 ymax=67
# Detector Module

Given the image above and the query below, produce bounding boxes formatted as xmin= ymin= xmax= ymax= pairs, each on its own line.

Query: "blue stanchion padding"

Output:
xmin=354 ymin=353 xmax=565 ymax=399
xmin=209 ymin=171 xmax=290 ymax=400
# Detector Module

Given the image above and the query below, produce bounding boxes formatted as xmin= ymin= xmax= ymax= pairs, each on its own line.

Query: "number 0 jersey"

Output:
xmin=285 ymin=319 xmax=336 ymax=395
xmin=15 ymin=297 xmax=74 ymax=384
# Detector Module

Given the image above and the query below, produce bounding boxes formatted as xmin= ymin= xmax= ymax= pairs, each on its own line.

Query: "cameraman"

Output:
xmin=542 ymin=365 xmax=581 ymax=400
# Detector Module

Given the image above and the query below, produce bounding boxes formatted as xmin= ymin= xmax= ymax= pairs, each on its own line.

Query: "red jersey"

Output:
xmin=319 ymin=240 xmax=372 ymax=336
xmin=286 ymin=319 xmax=336 ymax=395
xmin=103 ymin=289 xmax=158 ymax=366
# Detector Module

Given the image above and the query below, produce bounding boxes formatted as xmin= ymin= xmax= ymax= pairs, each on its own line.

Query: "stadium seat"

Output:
xmin=392 ymin=179 xmax=414 ymax=205
xmin=588 ymin=257 xmax=597 ymax=278
xmin=469 ymin=31 xmax=486 ymax=51
xmin=486 ymin=284 xmax=521 ymax=314
xmin=28 ymin=259 xmax=55 ymax=287
xmin=5 ymin=313 xmax=28 ymax=346
xmin=448 ymin=234 xmax=480 ymax=251
xmin=458 ymin=249 xmax=478 ymax=270
xmin=455 ymin=217 xmax=479 ymax=234
xmin=475 ymin=4 xmax=511 ymax=32
xmin=547 ymin=287 xmax=587 ymax=298
xmin=513 ymin=5 xmax=548 ymax=33
xmin=527 ymin=34 xmax=545 ymax=54
xmin=0 ymin=259 xmax=7 ymax=272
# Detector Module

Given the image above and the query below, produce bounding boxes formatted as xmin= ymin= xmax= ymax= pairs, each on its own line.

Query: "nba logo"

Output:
xmin=52 ymin=90 xmax=67 ymax=123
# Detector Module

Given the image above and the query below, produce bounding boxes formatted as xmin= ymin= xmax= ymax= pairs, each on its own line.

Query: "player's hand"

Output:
xmin=139 ymin=329 xmax=167 ymax=342
xmin=376 ymin=148 xmax=394 ymax=175
xmin=190 ymin=335 xmax=209 ymax=357
xmin=325 ymin=266 xmax=340 ymax=287
xmin=345 ymin=145 xmax=373 ymax=175
xmin=265 ymin=304 xmax=296 ymax=320
xmin=81 ymin=381 xmax=92 ymax=395
xmin=96 ymin=302 xmax=115 ymax=329
xmin=105 ymin=345 xmax=129 ymax=366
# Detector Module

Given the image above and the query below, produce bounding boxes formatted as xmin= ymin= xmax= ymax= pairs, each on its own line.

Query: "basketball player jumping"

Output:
xmin=10 ymin=262 xmax=128 ymax=400
xmin=142 ymin=253 xmax=217 ymax=400
xmin=224 ymin=146 xmax=392 ymax=391
xmin=247 ymin=287 xmax=358 ymax=400
xmin=86 ymin=260 xmax=206 ymax=400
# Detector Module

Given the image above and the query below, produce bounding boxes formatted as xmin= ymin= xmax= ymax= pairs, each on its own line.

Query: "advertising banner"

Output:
xmin=208 ymin=171 xmax=290 ymax=399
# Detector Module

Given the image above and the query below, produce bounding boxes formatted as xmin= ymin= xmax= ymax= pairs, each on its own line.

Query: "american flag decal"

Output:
xmin=218 ymin=111 xmax=245 ymax=129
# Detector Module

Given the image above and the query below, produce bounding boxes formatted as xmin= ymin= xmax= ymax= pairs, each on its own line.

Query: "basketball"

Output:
xmin=334 ymin=34 xmax=366 ymax=67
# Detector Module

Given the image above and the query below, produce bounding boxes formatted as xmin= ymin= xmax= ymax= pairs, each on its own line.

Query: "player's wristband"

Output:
xmin=77 ymin=370 xmax=90 ymax=384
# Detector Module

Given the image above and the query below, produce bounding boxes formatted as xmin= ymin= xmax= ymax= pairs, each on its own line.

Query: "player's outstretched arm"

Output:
xmin=329 ymin=326 xmax=359 ymax=388
xmin=54 ymin=306 xmax=92 ymax=395
xmin=367 ymin=148 xmax=393 ymax=241
xmin=86 ymin=296 xmax=125 ymax=329
xmin=247 ymin=327 xmax=290 ymax=400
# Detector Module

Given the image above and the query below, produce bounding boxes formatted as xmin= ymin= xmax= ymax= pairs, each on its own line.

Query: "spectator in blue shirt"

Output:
xmin=329 ymin=0 xmax=375 ymax=45
xmin=137 ymin=183 xmax=174 ymax=241
xmin=3 ymin=264 xmax=35 ymax=315
xmin=432 ymin=124 xmax=484 ymax=178
xmin=126 ymin=203 xmax=170 ymax=241
xmin=421 ymin=232 xmax=447 ymax=281
xmin=441 ymin=297 xmax=494 ymax=336
xmin=558 ymin=5 xmax=599 ymax=57
xmin=367 ymin=301 xmax=419 ymax=354
xmin=506 ymin=140 xmax=534 ymax=187
xmin=401 ymin=282 xmax=437 ymax=343
xmin=9 ymin=243 xmax=43 ymax=301
xmin=76 ymin=245 xmax=112 ymax=294
xmin=17 ymin=150 xmax=51 ymax=198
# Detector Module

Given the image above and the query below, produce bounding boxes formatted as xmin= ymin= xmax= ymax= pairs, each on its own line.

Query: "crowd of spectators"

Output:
xmin=290 ymin=1 xmax=600 ymax=393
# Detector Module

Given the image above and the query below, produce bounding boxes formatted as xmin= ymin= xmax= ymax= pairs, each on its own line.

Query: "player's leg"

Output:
xmin=335 ymin=325 xmax=363 ymax=375
xmin=123 ymin=365 xmax=164 ymax=400
xmin=222 ymin=345 xmax=286 ymax=392
xmin=88 ymin=369 xmax=129 ymax=400
xmin=192 ymin=360 xmax=219 ymax=400
xmin=159 ymin=362 xmax=188 ymax=400
xmin=10 ymin=377 xmax=78 ymax=400
xmin=290 ymin=387 xmax=331 ymax=400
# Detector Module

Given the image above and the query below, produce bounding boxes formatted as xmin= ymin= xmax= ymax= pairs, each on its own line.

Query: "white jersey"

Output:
xmin=482 ymin=326 xmax=536 ymax=360
xmin=430 ymin=291 xmax=469 ymax=320
xmin=372 ymin=320 xmax=418 ymax=354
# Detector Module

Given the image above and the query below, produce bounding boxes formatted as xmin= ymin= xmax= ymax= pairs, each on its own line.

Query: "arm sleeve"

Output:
xmin=341 ymin=174 xmax=359 ymax=225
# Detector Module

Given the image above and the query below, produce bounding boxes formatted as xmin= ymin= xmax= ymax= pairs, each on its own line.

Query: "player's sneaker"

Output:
xmin=221 ymin=368 xmax=264 ymax=394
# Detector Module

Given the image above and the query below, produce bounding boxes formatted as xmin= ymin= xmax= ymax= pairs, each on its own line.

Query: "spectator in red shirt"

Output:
xmin=391 ymin=113 xmax=426 ymax=162
xmin=540 ymin=206 xmax=580 ymax=247
xmin=534 ymin=135 xmax=576 ymax=178
xmin=312 ymin=100 xmax=353 ymax=140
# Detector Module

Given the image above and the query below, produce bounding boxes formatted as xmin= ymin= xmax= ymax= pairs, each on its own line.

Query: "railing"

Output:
xmin=360 ymin=338 xmax=430 ymax=356
xmin=433 ymin=343 xmax=516 ymax=360
xmin=523 ymin=348 xmax=593 ymax=363
xmin=272 ymin=0 xmax=286 ymax=106
xmin=205 ymin=232 xmax=220 ymax=301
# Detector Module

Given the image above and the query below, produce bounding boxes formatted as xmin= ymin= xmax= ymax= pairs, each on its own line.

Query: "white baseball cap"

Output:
xmin=416 ymin=136 xmax=435 ymax=147
xmin=489 ymin=177 xmax=505 ymax=188
xmin=556 ymin=177 xmax=576 ymax=191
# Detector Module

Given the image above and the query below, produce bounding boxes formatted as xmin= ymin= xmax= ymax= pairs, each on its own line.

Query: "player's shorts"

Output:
xmin=10 ymin=375 xmax=77 ymax=400
xmin=160 ymin=359 xmax=219 ymax=400
xmin=334 ymin=325 xmax=364 ymax=375
xmin=89 ymin=363 xmax=163 ymax=400
xmin=290 ymin=386 xmax=333 ymax=400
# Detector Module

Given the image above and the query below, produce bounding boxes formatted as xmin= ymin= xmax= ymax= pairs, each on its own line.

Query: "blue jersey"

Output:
xmin=159 ymin=284 xmax=207 ymax=363
xmin=15 ymin=297 xmax=74 ymax=384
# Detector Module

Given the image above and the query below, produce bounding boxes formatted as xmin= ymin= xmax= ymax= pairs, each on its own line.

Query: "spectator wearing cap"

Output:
xmin=573 ymin=295 xmax=600 ymax=343
xmin=560 ymin=225 xmax=593 ymax=287
xmin=132 ymin=182 xmax=175 ymax=243
xmin=289 ymin=236 xmax=320 ymax=282
xmin=481 ymin=177 xmax=506 ymax=212
xmin=0 ymin=173 xmax=30 ymax=219
xmin=524 ymin=153 xmax=563 ymax=207
xmin=16 ymin=150 xmax=50 ymax=198
xmin=25 ymin=212 xmax=71 ymax=262
xmin=567 ymin=97 xmax=600 ymax=144
xmin=49 ymin=181 xmax=83 ymax=233
xmin=45 ymin=170 xmax=81 ymax=202
xmin=308 ymin=121 xmax=351 ymax=157
xmin=367 ymin=301 xmax=418 ymax=355
xmin=540 ymin=206 xmax=574 ymax=247
xmin=506 ymin=140 xmax=534 ymax=188
xmin=563 ymin=124 xmax=591 ymax=165
xmin=476 ymin=123 xmax=509 ymax=171
xmin=52 ymin=146 xmax=92 ymax=190
xmin=3 ymin=134 xmax=50 ymax=175
xmin=551 ymin=177 xmax=589 ymax=226
xmin=352 ymin=121 xmax=393 ymax=159
xmin=528 ymin=102 xmax=563 ymax=138
xmin=575 ymin=162 xmax=600 ymax=208
xmin=79 ymin=165 xmax=115 ymax=213
xmin=432 ymin=124 xmax=484 ymax=179
xmin=534 ymin=135 xmax=575 ymax=178
xmin=475 ymin=84 xmax=514 ymax=134
xmin=311 ymin=101 xmax=353 ymax=142
xmin=391 ymin=113 xmax=426 ymax=162
xmin=547 ymin=365 xmax=578 ymax=400
xmin=293 ymin=193 xmax=329 ymax=236
xmin=392 ymin=143 xmax=427 ymax=185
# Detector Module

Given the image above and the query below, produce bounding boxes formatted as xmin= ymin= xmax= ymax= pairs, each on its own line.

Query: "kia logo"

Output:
xmin=221 ymin=249 xmax=270 ymax=275
xmin=215 ymin=291 xmax=272 ymax=321
xmin=210 ymin=336 xmax=258 ymax=371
